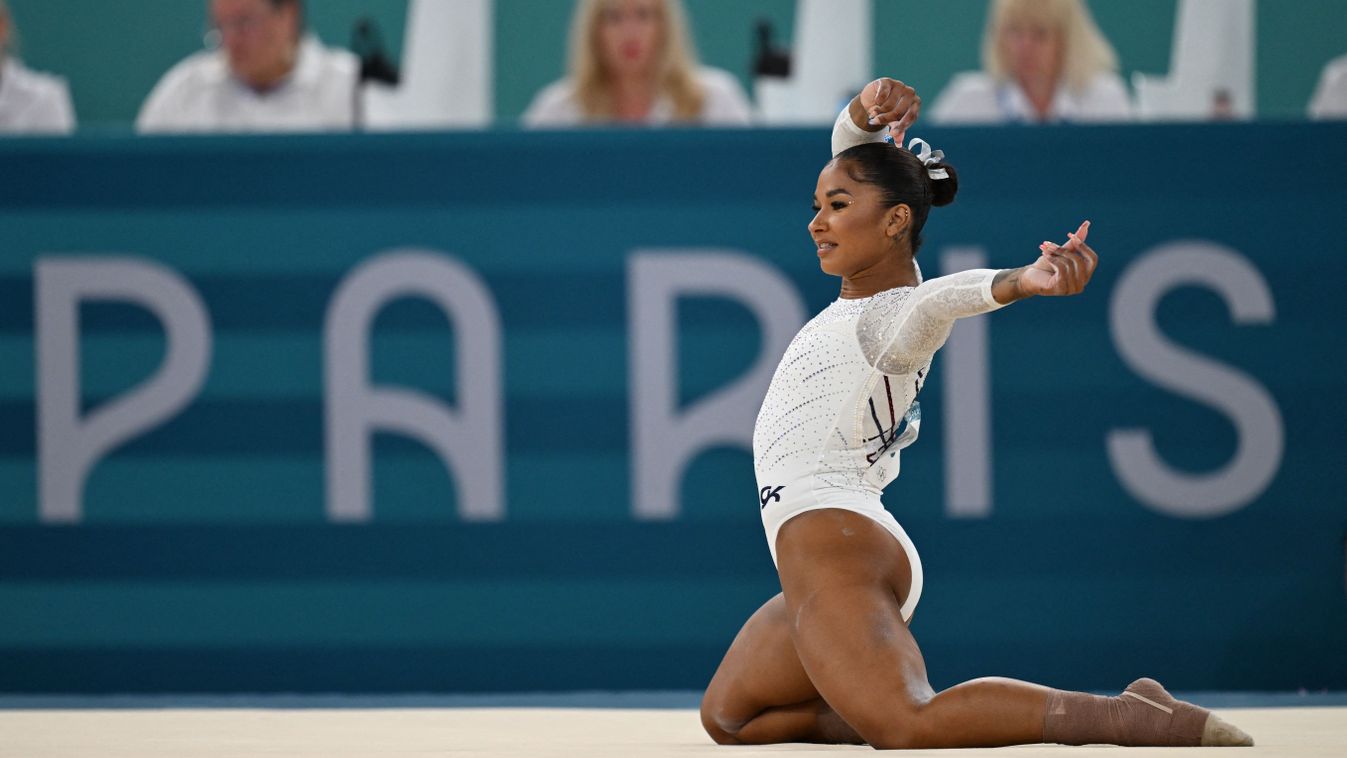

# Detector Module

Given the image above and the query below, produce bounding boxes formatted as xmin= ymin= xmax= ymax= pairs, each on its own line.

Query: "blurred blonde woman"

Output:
xmin=931 ymin=0 xmax=1132 ymax=124
xmin=523 ymin=0 xmax=751 ymax=127
xmin=0 ymin=0 xmax=76 ymax=133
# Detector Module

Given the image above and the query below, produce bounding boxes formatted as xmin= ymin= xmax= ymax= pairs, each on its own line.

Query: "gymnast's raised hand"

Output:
xmin=852 ymin=77 xmax=921 ymax=144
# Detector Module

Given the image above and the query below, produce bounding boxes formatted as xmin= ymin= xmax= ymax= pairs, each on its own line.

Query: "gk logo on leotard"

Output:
xmin=759 ymin=486 xmax=784 ymax=508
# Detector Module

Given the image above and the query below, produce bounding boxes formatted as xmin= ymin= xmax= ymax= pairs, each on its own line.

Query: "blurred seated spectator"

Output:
xmin=523 ymin=0 xmax=751 ymax=127
xmin=930 ymin=0 xmax=1132 ymax=125
xmin=0 ymin=0 xmax=75 ymax=134
xmin=137 ymin=0 xmax=357 ymax=133
xmin=1308 ymin=53 xmax=1347 ymax=120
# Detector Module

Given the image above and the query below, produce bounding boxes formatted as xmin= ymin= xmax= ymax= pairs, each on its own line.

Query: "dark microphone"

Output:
xmin=353 ymin=17 xmax=400 ymax=86
xmin=753 ymin=19 xmax=791 ymax=79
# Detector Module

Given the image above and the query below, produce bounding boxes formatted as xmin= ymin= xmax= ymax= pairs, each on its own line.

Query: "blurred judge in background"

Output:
xmin=523 ymin=0 xmax=752 ymax=127
xmin=1309 ymin=52 xmax=1347 ymax=119
xmin=0 ymin=0 xmax=75 ymax=134
xmin=930 ymin=0 xmax=1132 ymax=125
xmin=136 ymin=0 xmax=357 ymax=133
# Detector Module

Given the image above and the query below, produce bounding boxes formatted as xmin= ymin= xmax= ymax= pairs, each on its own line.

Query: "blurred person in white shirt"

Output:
xmin=523 ymin=0 xmax=751 ymax=127
xmin=930 ymin=0 xmax=1132 ymax=125
xmin=0 ymin=0 xmax=76 ymax=134
xmin=137 ymin=0 xmax=357 ymax=133
xmin=1308 ymin=54 xmax=1347 ymax=120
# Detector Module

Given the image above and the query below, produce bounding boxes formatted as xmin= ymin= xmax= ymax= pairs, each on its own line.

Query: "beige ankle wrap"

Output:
xmin=1043 ymin=678 xmax=1249 ymax=747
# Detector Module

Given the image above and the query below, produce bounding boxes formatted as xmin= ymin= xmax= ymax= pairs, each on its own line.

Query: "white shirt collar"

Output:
xmin=995 ymin=79 xmax=1084 ymax=123
xmin=218 ymin=34 xmax=325 ymax=95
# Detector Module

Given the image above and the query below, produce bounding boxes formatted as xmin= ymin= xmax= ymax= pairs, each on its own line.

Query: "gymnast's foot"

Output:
xmin=1120 ymin=678 xmax=1254 ymax=747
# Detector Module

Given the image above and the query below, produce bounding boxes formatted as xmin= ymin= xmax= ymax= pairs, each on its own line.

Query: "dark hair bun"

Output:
xmin=929 ymin=162 xmax=959 ymax=207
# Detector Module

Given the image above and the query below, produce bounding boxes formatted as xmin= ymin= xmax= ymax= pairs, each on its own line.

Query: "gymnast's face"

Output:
xmin=810 ymin=161 xmax=907 ymax=278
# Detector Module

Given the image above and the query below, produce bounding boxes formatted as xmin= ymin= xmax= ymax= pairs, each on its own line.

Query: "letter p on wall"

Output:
xmin=36 ymin=257 xmax=212 ymax=523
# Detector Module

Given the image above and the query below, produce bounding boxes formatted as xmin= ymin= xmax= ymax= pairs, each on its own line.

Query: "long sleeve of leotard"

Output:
xmin=831 ymin=104 xmax=889 ymax=156
xmin=859 ymin=269 xmax=1007 ymax=374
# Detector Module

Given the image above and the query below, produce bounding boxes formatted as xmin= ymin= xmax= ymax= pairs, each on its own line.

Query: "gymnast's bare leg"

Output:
xmin=701 ymin=591 xmax=862 ymax=745
xmin=701 ymin=508 xmax=1044 ymax=748
xmin=702 ymin=508 xmax=1252 ymax=748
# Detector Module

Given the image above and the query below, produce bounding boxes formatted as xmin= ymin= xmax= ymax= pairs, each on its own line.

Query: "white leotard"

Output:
xmin=754 ymin=107 xmax=1007 ymax=621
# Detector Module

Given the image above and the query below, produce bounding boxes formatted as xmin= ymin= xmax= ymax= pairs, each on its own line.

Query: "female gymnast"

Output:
xmin=699 ymin=78 xmax=1253 ymax=749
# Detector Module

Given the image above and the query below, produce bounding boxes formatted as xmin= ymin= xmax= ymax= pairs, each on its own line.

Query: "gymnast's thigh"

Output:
xmin=774 ymin=508 xmax=935 ymax=744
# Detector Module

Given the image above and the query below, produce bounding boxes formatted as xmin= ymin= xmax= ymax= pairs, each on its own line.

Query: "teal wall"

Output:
xmin=1256 ymin=0 xmax=1347 ymax=118
xmin=6 ymin=1 xmax=1347 ymax=127
xmin=0 ymin=121 xmax=1345 ymax=693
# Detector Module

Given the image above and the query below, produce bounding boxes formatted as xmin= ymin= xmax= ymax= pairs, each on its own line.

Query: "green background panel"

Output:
xmin=6 ymin=0 xmax=1346 ymax=126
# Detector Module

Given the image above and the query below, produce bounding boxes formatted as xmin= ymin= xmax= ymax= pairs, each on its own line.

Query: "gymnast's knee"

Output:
xmin=850 ymin=700 xmax=938 ymax=750
xmin=698 ymin=690 xmax=745 ymax=745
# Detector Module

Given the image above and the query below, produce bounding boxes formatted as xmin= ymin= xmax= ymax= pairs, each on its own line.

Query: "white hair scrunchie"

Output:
xmin=906 ymin=137 xmax=949 ymax=180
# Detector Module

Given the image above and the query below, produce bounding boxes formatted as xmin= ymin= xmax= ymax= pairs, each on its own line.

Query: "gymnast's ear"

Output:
xmin=887 ymin=204 xmax=912 ymax=238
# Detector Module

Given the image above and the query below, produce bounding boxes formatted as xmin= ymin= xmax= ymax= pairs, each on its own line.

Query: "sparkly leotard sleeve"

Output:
xmin=752 ymin=106 xmax=1007 ymax=620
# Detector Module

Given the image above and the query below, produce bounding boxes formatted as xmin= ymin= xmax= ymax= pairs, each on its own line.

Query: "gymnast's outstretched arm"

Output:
xmin=865 ymin=223 xmax=1098 ymax=374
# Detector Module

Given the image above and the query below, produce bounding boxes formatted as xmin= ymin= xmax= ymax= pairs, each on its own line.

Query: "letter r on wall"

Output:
xmin=628 ymin=250 xmax=806 ymax=520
